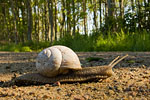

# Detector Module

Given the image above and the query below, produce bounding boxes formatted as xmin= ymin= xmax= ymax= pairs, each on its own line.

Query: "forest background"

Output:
xmin=0 ymin=0 xmax=150 ymax=52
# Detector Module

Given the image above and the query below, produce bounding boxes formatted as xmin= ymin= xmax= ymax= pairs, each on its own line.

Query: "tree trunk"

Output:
xmin=26 ymin=0 xmax=33 ymax=42
xmin=41 ymin=6 xmax=44 ymax=40
xmin=107 ymin=0 xmax=116 ymax=31
xmin=105 ymin=2 xmax=108 ymax=19
xmin=107 ymin=0 xmax=115 ymax=17
xmin=34 ymin=0 xmax=37 ymax=42
xmin=119 ymin=0 xmax=124 ymax=18
xmin=131 ymin=0 xmax=135 ymax=31
xmin=72 ymin=0 xmax=76 ymax=36
xmin=83 ymin=0 xmax=87 ymax=35
xmin=93 ymin=0 xmax=97 ymax=29
xmin=66 ymin=0 xmax=71 ymax=34
xmin=99 ymin=0 xmax=102 ymax=28
xmin=47 ymin=0 xmax=54 ymax=45
xmin=10 ymin=0 xmax=18 ymax=44
xmin=44 ymin=1 xmax=48 ymax=41
xmin=137 ymin=0 xmax=141 ymax=30
xmin=54 ymin=0 xmax=57 ymax=40
xmin=21 ymin=1 xmax=25 ymax=43
xmin=60 ymin=0 xmax=66 ymax=38
xmin=37 ymin=4 xmax=40 ymax=42
xmin=148 ymin=0 xmax=150 ymax=31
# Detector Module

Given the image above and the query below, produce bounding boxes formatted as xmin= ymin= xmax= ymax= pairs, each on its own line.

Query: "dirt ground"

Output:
xmin=0 ymin=52 xmax=150 ymax=100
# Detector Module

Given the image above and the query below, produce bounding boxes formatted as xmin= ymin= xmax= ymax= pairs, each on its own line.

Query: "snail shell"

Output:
xmin=36 ymin=45 xmax=82 ymax=77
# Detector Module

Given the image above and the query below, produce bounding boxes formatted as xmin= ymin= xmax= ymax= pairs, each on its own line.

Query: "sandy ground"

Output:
xmin=0 ymin=52 xmax=150 ymax=100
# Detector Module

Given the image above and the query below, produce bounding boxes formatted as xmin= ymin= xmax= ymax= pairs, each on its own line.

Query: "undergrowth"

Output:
xmin=0 ymin=30 xmax=150 ymax=52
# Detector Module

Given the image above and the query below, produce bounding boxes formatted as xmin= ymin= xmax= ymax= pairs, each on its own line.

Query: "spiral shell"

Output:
xmin=36 ymin=45 xmax=82 ymax=77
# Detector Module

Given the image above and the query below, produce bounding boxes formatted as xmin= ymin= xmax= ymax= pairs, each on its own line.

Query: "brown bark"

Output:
xmin=83 ymin=0 xmax=87 ymax=35
xmin=119 ymin=0 xmax=124 ymax=18
xmin=47 ymin=0 xmax=54 ymax=45
xmin=60 ymin=0 xmax=66 ymax=37
xmin=66 ymin=0 xmax=71 ymax=34
xmin=99 ymin=0 xmax=102 ymax=28
xmin=93 ymin=0 xmax=97 ymax=29
xmin=20 ymin=1 xmax=25 ymax=43
xmin=26 ymin=0 xmax=33 ymax=41
xmin=44 ymin=1 xmax=48 ymax=41
xmin=54 ymin=0 xmax=57 ymax=40
xmin=34 ymin=0 xmax=38 ymax=42
xmin=10 ymin=0 xmax=18 ymax=44
xmin=72 ymin=0 xmax=76 ymax=36
xmin=107 ymin=0 xmax=115 ymax=17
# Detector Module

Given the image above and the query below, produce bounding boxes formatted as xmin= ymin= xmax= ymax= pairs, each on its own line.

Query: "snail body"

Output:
xmin=36 ymin=45 xmax=82 ymax=77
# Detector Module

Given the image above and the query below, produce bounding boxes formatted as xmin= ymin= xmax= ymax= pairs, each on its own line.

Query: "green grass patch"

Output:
xmin=0 ymin=30 xmax=150 ymax=52
xmin=54 ymin=30 xmax=150 ymax=51
xmin=0 ymin=41 xmax=52 ymax=52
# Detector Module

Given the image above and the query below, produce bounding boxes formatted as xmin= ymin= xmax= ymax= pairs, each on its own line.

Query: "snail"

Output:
xmin=5 ymin=46 xmax=128 ymax=86
xmin=36 ymin=45 xmax=82 ymax=77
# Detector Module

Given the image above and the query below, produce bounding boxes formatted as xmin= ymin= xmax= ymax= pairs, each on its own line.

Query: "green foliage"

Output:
xmin=53 ymin=30 xmax=150 ymax=52
xmin=20 ymin=46 xmax=32 ymax=52
xmin=0 ymin=44 xmax=32 ymax=52
xmin=0 ymin=44 xmax=20 ymax=52
xmin=0 ymin=30 xmax=150 ymax=52
xmin=53 ymin=33 xmax=94 ymax=51
xmin=0 ymin=41 xmax=50 ymax=52
xmin=22 ymin=41 xmax=50 ymax=51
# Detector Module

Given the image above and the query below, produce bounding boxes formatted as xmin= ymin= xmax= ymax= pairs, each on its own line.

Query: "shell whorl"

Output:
xmin=36 ymin=45 xmax=82 ymax=77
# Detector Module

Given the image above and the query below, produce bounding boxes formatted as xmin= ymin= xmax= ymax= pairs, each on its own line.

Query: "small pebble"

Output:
xmin=0 ymin=52 xmax=150 ymax=99
xmin=12 ymin=85 xmax=17 ymax=89
xmin=40 ymin=86 xmax=45 ymax=89
xmin=42 ymin=95 xmax=49 ymax=99
xmin=108 ymin=90 xmax=115 ymax=95
xmin=83 ymin=94 xmax=89 ymax=99
xmin=45 ymin=84 xmax=50 ymax=87
xmin=29 ymin=92 xmax=35 ymax=95
xmin=53 ymin=81 xmax=61 ymax=86
xmin=57 ymin=88 xmax=61 ymax=92
xmin=74 ymin=95 xmax=84 ymax=100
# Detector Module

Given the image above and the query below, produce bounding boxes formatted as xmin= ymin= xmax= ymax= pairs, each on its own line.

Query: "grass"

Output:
xmin=0 ymin=41 xmax=50 ymax=52
xmin=0 ymin=30 xmax=150 ymax=52
xmin=54 ymin=30 xmax=150 ymax=51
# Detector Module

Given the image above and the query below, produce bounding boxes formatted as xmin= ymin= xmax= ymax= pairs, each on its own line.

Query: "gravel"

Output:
xmin=0 ymin=52 xmax=150 ymax=100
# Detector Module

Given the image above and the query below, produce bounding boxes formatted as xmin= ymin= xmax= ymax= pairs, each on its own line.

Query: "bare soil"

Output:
xmin=0 ymin=52 xmax=150 ymax=100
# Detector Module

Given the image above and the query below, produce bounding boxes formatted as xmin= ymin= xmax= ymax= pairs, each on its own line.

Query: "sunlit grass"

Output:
xmin=54 ymin=30 xmax=150 ymax=51
xmin=0 ymin=30 xmax=150 ymax=52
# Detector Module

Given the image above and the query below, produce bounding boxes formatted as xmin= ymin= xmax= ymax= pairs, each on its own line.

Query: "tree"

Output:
xmin=99 ymin=0 xmax=102 ymax=28
xmin=119 ymin=0 xmax=124 ymax=19
xmin=106 ymin=0 xmax=116 ymax=31
xmin=0 ymin=0 xmax=150 ymax=44
xmin=66 ymin=0 xmax=71 ymax=34
xmin=83 ymin=0 xmax=87 ymax=35
xmin=26 ymin=0 xmax=33 ymax=41
xmin=93 ymin=0 xmax=98 ymax=29
xmin=54 ymin=0 xmax=57 ymax=40
xmin=60 ymin=0 xmax=66 ymax=38
xmin=47 ymin=0 xmax=53 ymax=45
xmin=72 ymin=0 xmax=76 ymax=36
xmin=10 ymin=0 xmax=18 ymax=44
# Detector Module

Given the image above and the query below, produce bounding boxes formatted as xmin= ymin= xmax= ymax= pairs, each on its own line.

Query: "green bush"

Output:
xmin=20 ymin=46 xmax=32 ymax=52
xmin=0 ymin=43 xmax=20 ymax=52
xmin=53 ymin=33 xmax=94 ymax=51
